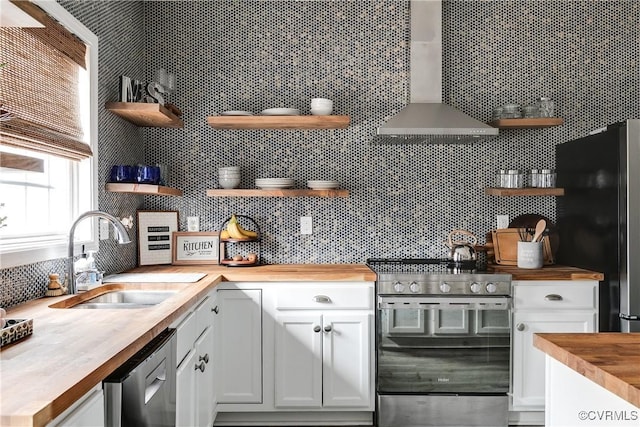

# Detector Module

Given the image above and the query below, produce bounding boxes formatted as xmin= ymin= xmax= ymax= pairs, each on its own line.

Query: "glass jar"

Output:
xmin=506 ymin=169 xmax=524 ymax=188
xmin=539 ymin=169 xmax=557 ymax=188
xmin=537 ymin=97 xmax=555 ymax=117
xmin=528 ymin=169 xmax=540 ymax=187
xmin=492 ymin=107 xmax=504 ymax=121
xmin=496 ymin=169 xmax=507 ymax=187
xmin=501 ymin=104 xmax=522 ymax=119
xmin=522 ymin=104 xmax=540 ymax=118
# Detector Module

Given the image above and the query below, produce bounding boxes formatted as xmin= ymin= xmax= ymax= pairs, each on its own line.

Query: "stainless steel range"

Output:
xmin=368 ymin=259 xmax=512 ymax=427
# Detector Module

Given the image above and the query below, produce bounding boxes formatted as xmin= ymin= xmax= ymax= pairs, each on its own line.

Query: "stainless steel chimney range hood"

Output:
xmin=373 ymin=1 xmax=498 ymax=144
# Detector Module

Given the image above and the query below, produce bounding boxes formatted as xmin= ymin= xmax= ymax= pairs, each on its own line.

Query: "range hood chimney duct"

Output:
xmin=374 ymin=0 xmax=498 ymax=144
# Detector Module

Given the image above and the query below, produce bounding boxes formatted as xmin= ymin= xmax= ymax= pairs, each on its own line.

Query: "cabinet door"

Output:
xmin=512 ymin=311 xmax=596 ymax=409
xmin=176 ymin=349 xmax=196 ymax=427
xmin=322 ymin=313 xmax=372 ymax=408
xmin=274 ymin=313 xmax=323 ymax=408
xmin=195 ymin=326 xmax=215 ymax=427
xmin=215 ymin=289 xmax=262 ymax=403
xmin=48 ymin=385 xmax=104 ymax=427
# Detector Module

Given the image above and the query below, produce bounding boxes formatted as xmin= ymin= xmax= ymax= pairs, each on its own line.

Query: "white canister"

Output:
xmin=517 ymin=241 xmax=544 ymax=269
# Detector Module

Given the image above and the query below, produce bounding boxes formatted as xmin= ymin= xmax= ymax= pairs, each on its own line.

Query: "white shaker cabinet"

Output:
xmin=46 ymin=384 xmax=104 ymax=427
xmin=174 ymin=291 xmax=218 ymax=427
xmin=271 ymin=284 xmax=374 ymax=410
xmin=511 ymin=281 xmax=598 ymax=413
xmin=274 ymin=312 xmax=371 ymax=408
xmin=214 ymin=288 xmax=262 ymax=404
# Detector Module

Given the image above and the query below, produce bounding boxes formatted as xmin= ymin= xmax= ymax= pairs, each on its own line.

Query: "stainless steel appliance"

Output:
xmin=556 ymin=120 xmax=640 ymax=332
xmin=369 ymin=259 xmax=512 ymax=427
xmin=104 ymin=328 xmax=177 ymax=427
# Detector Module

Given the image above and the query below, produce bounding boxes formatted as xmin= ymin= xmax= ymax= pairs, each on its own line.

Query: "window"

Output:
xmin=0 ymin=1 xmax=98 ymax=268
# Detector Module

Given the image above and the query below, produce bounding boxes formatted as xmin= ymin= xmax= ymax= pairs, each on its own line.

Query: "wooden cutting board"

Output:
xmin=490 ymin=228 xmax=554 ymax=265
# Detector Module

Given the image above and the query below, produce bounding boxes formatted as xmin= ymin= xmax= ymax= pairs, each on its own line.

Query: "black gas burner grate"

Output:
xmin=366 ymin=258 xmax=481 ymax=274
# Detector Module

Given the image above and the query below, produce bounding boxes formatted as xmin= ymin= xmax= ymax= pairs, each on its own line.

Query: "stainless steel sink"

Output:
xmin=71 ymin=290 xmax=179 ymax=309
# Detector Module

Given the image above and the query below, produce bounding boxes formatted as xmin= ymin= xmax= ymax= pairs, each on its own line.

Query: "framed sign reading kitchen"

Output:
xmin=172 ymin=231 xmax=220 ymax=265
xmin=137 ymin=210 xmax=179 ymax=265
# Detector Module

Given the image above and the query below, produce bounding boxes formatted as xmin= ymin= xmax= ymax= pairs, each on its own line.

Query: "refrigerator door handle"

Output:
xmin=619 ymin=313 xmax=640 ymax=321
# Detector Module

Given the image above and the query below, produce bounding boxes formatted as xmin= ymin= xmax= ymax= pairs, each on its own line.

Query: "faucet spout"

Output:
xmin=67 ymin=210 xmax=131 ymax=294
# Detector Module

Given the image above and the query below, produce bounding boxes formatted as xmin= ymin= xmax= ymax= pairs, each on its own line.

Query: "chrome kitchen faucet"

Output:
xmin=67 ymin=210 xmax=131 ymax=294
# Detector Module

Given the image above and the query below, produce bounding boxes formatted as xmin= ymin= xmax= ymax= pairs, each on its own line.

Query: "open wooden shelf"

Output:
xmin=105 ymin=102 xmax=184 ymax=128
xmin=206 ymin=189 xmax=349 ymax=198
xmin=207 ymin=115 xmax=350 ymax=130
xmin=485 ymin=187 xmax=565 ymax=196
xmin=489 ymin=118 xmax=564 ymax=129
xmin=106 ymin=183 xmax=183 ymax=196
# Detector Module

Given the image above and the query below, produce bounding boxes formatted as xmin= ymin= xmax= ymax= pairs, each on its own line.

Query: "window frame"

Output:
xmin=0 ymin=0 xmax=98 ymax=269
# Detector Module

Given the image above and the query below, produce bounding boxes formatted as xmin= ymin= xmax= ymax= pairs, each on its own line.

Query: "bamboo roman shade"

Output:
xmin=0 ymin=2 xmax=92 ymax=161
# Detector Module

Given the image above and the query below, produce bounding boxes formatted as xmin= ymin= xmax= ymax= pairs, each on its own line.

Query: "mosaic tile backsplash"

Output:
xmin=2 ymin=0 xmax=639 ymax=307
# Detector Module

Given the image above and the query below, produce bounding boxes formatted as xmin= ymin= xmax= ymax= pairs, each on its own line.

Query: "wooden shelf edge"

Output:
xmin=489 ymin=118 xmax=564 ymax=129
xmin=206 ymin=189 xmax=350 ymax=198
xmin=485 ymin=187 xmax=565 ymax=196
xmin=105 ymin=102 xmax=184 ymax=128
xmin=105 ymin=183 xmax=183 ymax=196
xmin=206 ymin=115 xmax=350 ymax=130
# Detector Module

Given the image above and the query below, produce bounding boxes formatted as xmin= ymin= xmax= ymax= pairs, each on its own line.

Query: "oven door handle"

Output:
xmin=378 ymin=296 xmax=511 ymax=310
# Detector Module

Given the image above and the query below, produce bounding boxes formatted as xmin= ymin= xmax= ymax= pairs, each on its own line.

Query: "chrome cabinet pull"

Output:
xmin=199 ymin=353 xmax=209 ymax=364
xmin=313 ymin=295 xmax=331 ymax=303
xmin=324 ymin=325 xmax=332 ymax=332
xmin=544 ymin=294 xmax=563 ymax=301
xmin=516 ymin=323 xmax=525 ymax=331
xmin=313 ymin=325 xmax=321 ymax=333
xmin=195 ymin=361 xmax=206 ymax=372
xmin=212 ymin=306 xmax=219 ymax=314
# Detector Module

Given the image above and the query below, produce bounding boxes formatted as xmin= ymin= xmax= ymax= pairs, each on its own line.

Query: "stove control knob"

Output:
xmin=409 ymin=282 xmax=420 ymax=293
xmin=393 ymin=281 xmax=405 ymax=293
xmin=470 ymin=282 xmax=481 ymax=293
xmin=486 ymin=282 xmax=498 ymax=293
xmin=440 ymin=282 xmax=451 ymax=293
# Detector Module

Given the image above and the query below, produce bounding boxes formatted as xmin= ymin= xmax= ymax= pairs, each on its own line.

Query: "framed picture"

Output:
xmin=137 ymin=210 xmax=179 ymax=265
xmin=172 ymin=232 xmax=220 ymax=265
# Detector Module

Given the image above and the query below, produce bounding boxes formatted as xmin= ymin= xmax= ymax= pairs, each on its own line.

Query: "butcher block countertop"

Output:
xmin=488 ymin=264 xmax=604 ymax=281
xmin=0 ymin=264 xmax=375 ymax=427
xmin=534 ymin=333 xmax=640 ymax=408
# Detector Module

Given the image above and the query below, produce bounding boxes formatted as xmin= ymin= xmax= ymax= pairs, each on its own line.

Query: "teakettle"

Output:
xmin=445 ymin=229 xmax=478 ymax=262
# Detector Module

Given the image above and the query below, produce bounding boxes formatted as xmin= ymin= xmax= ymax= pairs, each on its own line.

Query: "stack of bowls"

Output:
xmin=218 ymin=166 xmax=241 ymax=189
xmin=310 ymin=98 xmax=333 ymax=116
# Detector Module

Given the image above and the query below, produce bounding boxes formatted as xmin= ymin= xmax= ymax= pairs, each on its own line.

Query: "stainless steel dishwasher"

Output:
xmin=104 ymin=328 xmax=177 ymax=427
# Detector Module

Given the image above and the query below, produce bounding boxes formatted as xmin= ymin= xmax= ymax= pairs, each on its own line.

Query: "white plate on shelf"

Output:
xmin=257 ymin=185 xmax=294 ymax=189
xmin=256 ymin=178 xmax=294 ymax=183
xmin=307 ymin=180 xmax=339 ymax=189
xmin=220 ymin=111 xmax=253 ymax=116
xmin=261 ymin=108 xmax=300 ymax=116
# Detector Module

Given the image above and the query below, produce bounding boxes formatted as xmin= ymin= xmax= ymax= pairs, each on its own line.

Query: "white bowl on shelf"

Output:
xmin=310 ymin=108 xmax=333 ymax=116
xmin=219 ymin=177 xmax=240 ymax=189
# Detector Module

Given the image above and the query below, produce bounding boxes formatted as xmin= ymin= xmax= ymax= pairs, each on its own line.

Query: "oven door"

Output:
xmin=377 ymin=296 xmax=511 ymax=394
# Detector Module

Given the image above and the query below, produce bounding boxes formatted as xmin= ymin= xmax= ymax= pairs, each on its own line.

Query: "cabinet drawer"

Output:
xmin=195 ymin=295 xmax=215 ymax=338
xmin=276 ymin=286 xmax=373 ymax=310
xmin=514 ymin=282 xmax=597 ymax=310
xmin=175 ymin=311 xmax=196 ymax=366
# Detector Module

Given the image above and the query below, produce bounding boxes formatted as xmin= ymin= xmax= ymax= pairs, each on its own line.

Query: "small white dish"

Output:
xmin=261 ymin=108 xmax=300 ymax=116
xmin=256 ymin=184 xmax=294 ymax=189
xmin=220 ymin=111 xmax=253 ymax=116
xmin=307 ymin=180 xmax=339 ymax=189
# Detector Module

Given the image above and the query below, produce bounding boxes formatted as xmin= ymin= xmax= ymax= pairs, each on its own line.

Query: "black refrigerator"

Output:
xmin=556 ymin=119 xmax=640 ymax=332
